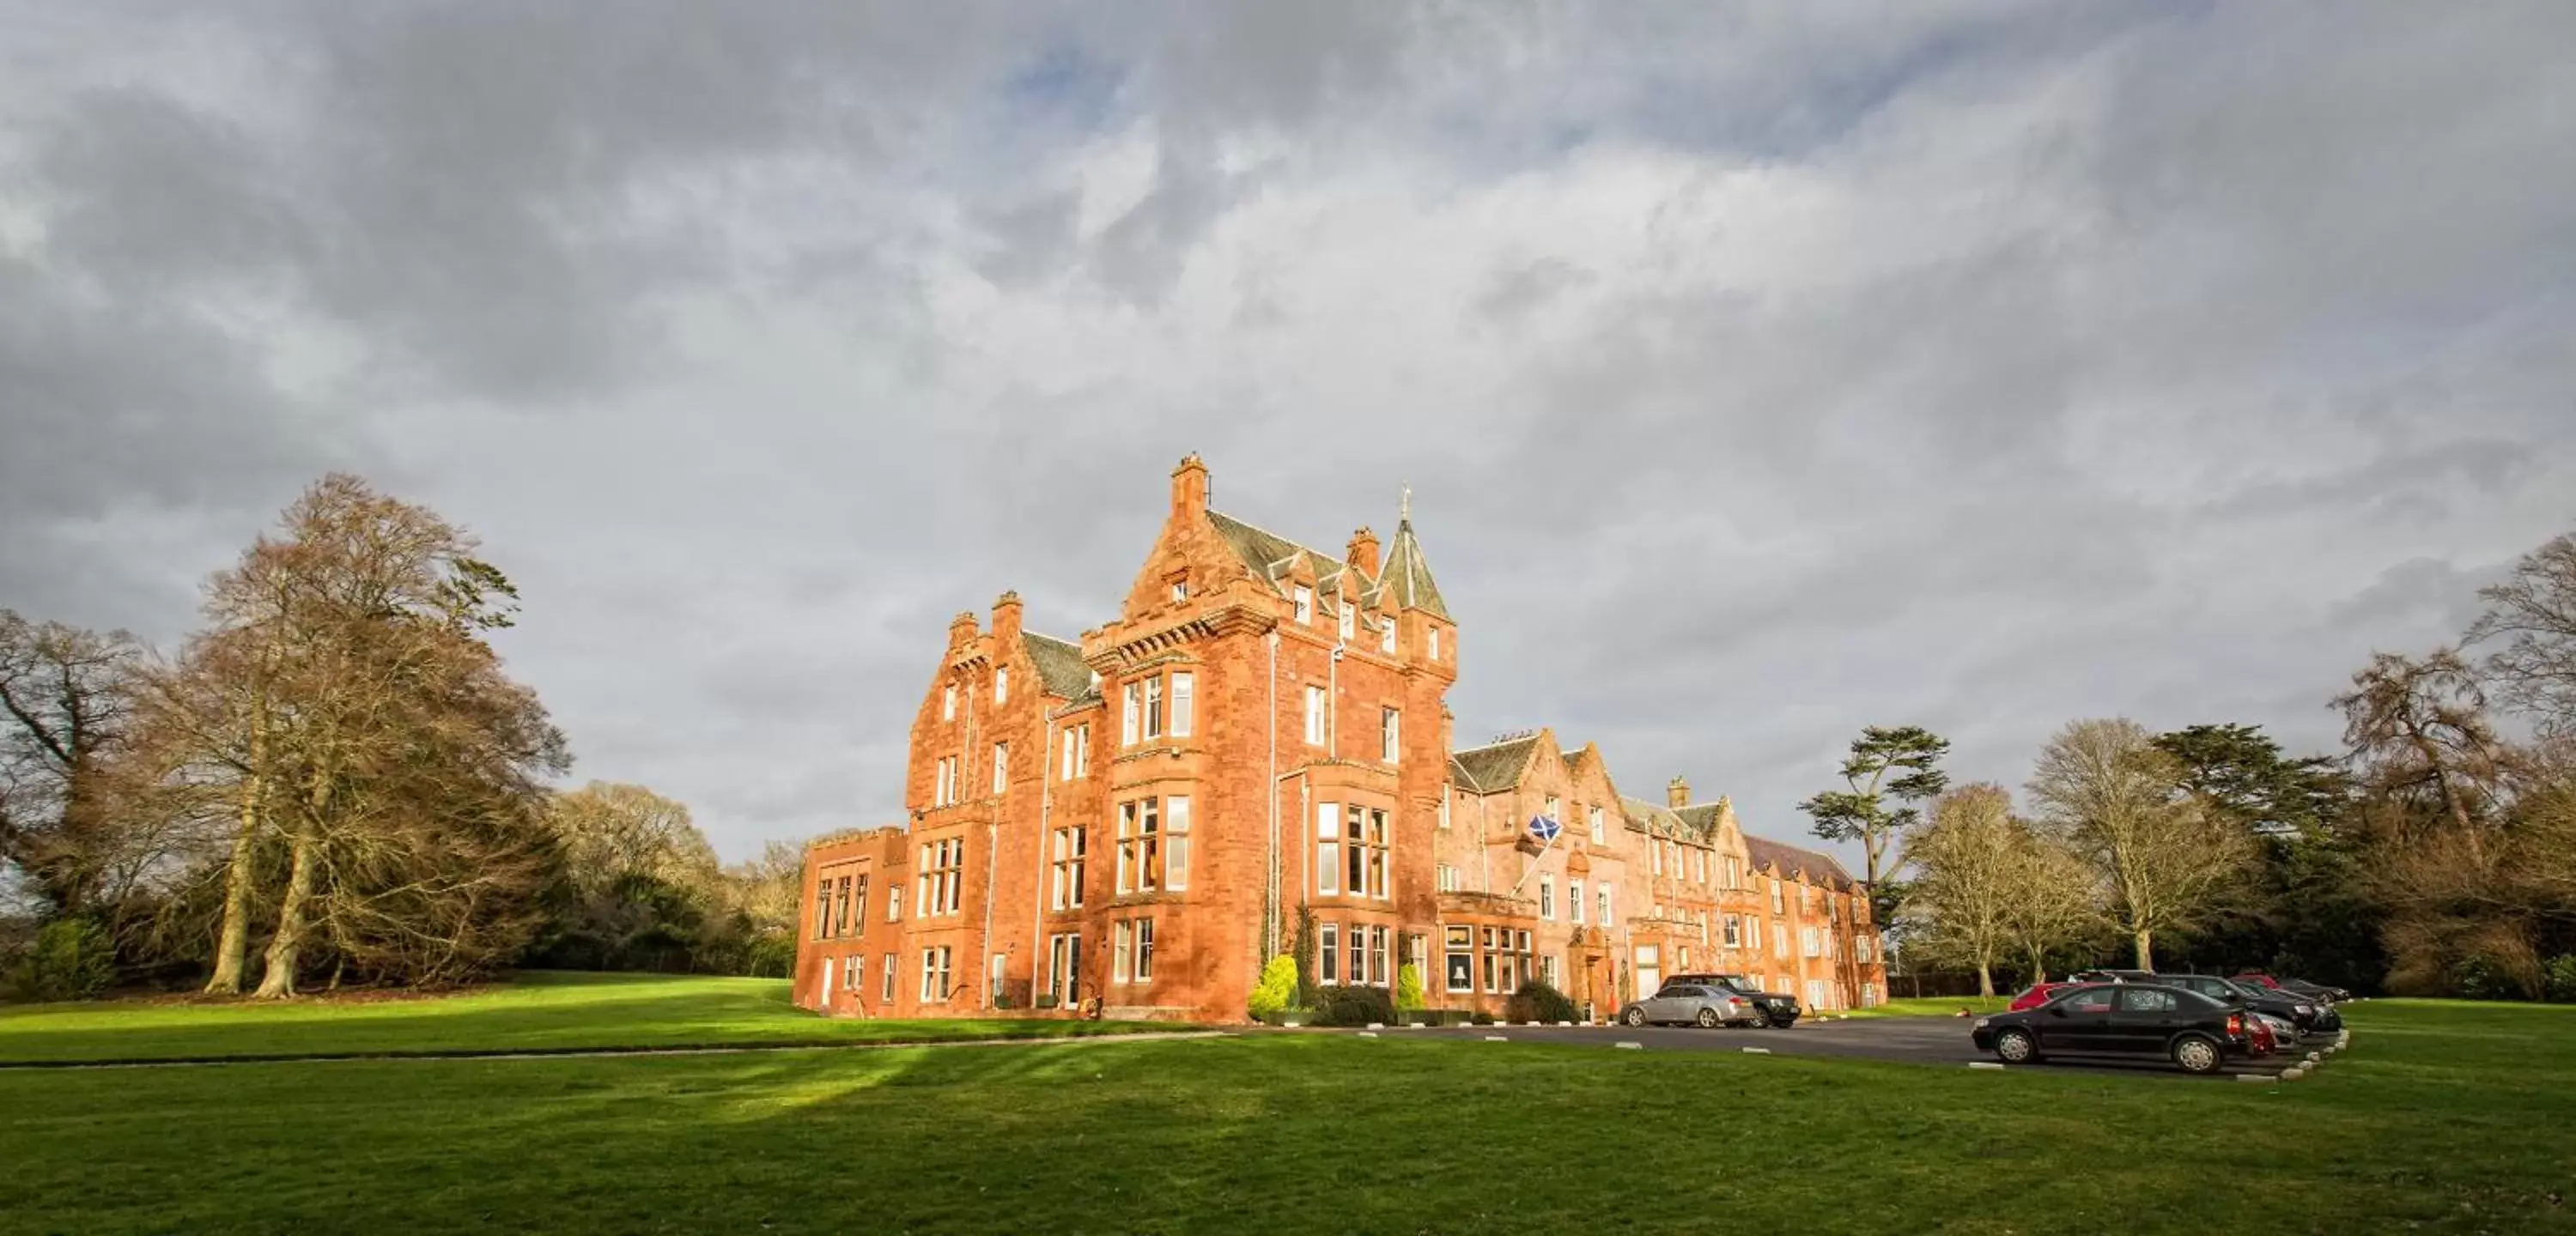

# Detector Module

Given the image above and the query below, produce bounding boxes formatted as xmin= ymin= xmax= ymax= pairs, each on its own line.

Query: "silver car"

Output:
xmin=1619 ymin=984 xmax=1762 ymax=1028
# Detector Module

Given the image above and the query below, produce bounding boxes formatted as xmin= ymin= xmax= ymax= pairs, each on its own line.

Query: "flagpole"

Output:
xmin=1504 ymin=815 xmax=1562 ymax=899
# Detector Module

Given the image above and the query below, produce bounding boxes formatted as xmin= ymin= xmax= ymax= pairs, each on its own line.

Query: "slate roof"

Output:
xmin=1744 ymin=834 xmax=1857 ymax=891
xmin=1022 ymin=632 xmax=1098 ymax=703
xmin=1449 ymin=736 xmax=1540 ymax=792
xmin=1208 ymin=509 xmax=1348 ymax=587
xmin=1673 ymin=803 xmax=1727 ymax=835
xmin=1377 ymin=518 xmax=1450 ymax=618
xmin=1619 ymin=796 xmax=1700 ymax=842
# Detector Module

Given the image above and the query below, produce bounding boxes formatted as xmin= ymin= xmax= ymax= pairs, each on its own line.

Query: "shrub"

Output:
xmin=1292 ymin=906 xmax=1318 ymax=1009
xmin=1248 ymin=954 xmax=1299 ymax=1018
xmin=2454 ymin=954 xmax=2513 ymax=1002
xmin=1314 ymin=985 xmax=1395 ymax=1027
xmin=1394 ymin=961 xmax=1426 ymax=1011
xmin=9 ymin=918 xmax=117 ymax=1003
xmin=2546 ymin=955 xmax=2576 ymax=1004
xmin=1505 ymin=980 xmax=1578 ymax=1024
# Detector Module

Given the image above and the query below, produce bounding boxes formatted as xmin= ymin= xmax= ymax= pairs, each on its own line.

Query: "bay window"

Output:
xmin=1117 ymin=797 xmax=1165 ymax=894
xmin=1171 ymin=672 xmax=1194 ymax=737
xmin=1321 ymin=924 xmax=1340 ymax=985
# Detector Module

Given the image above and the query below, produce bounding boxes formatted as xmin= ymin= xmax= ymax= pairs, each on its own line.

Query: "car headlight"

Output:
xmin=2296 ymin=1004 xmax=2313 ymax=1015
xmin=1974 ymin=1018 xmax=1990 ymax=1029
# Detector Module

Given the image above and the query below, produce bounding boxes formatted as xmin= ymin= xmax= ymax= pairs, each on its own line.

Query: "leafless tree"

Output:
xmin=2027 ymin=718 xmax=2250 ymax=971
xmin=2468 ymin=530 xmax=2576 ymax=737
xmin=0 ymin=613 xmax=147 ymax=918
xmin=1900 ymin=784 xmax=2023 ymax=997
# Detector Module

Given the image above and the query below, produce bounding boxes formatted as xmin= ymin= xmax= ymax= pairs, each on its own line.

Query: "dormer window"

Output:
xmin=1338 ymin=604 xmax=1354 ymax=642
xmin=1379 ymin=615 xmax=1395 ymax=654
xmin=1170 ymin=574 xmax=1189 ymax=603
xmin=1293 ymin=585 xmax=1313 ymax=623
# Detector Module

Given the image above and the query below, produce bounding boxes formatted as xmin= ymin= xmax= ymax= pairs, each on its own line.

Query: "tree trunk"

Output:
xmin=2028 ymin=944 xmax=2048 ymax=985
xmin=2132 ymin=927 xmax=2154 ymax=972
xmin=204 ymin=765 xmax=264 ymax=995
xmin=1976 ymin=961 xmax=1995 ymax=998
xmin=253 ymin=821 xmax=319 ymax=999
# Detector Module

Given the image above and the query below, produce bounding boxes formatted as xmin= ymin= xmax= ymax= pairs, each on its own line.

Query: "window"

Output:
xmin=1379 ymin=615 xmax=1395 ymax=653
xmin=811 ymin=879 xmax=830 ymax=941
xmin=831 ymin=876 xmax=849 ymax=937
xmin=1117 ymin=797 xmax=1165 ymax=894
xmin=992 ymin=742 xmax=1009 ymax=794
xmin=1145 ymin=676 xmax=1163 ymax=740
xmin=1170 ymin=672 xmax=1193 ymax=738
xmin=1061 ymin=724 xmax=1091 ymax=780
xmin=1050 ymin=826 xmax=1087 ymax=910
xmin=1546 ymin=795 xmax=1561 ymax=821
xmin=1338 ymin=603 xmax=1354 ymax=642
xmin=2118 ymin=987 xmax=2181 ymax=1014
xmin=1539 ymin=876 xmax=1556 ymax=920
xmin=1806 ymin=979 xmax=1826 ymax=1012
xmin=881 ymin=954 xmax=896 ymax=1002
xmin=849 ymin=876 xmax=868 ymax=936
xmin=1369 ymin=925 xmax=1390 ymax=986
xmin=1652 ymin=840 xmax=1663 ymax=876
xmin=919 ymin=947 xmax=952 ymax=1002
xmin=1541 ymin=954 xmax=1560 ymax=988
xmin=994 ymin=668 xmax=1008 ymax=705
xmin=1294 ymin=585 xmax=1313 ymax=623
xmin=1747 ymin=916 xmax=1760 ymax=951
xmin=942 ymin=684 xmax=956 ymax=721
xmin=1133 ymin=918 xmax=1155 ymax=981
xmin=1409 ymin=934 xmax=1428 ymax=991
xmin=989 ymin=953 xmax=1006 ymax=1003
xmin=1114 ymin=921 xmax=1132 ymax=984
xmin=1437 ymin=863 xmax=1459 ymax=892
xmin=1571 ymin=879 xmax=1587 ymax=924
xmin=1772 ymin=922 xmax=1788 ymax=959
xmin=1724 ymin=915 xmax=1741 ymax=948
xmin=916 ymin=838 xmax=963 ymax=916
xmin=1321 ymin=924 xmax=1340 ymax=985
xmin=1315 ymin=802 xmax=1339 ymax=894
xmin=1121 ymin=683 xmax=1141 ymax=745
xmin=1801 ymin=926 xmax=1821 ymax=959
xmin=1381 ymin=707 xmax=1400 ymax=762
xmin=1165 ymin=796 xmax=1192 ymax=891
xmin=1428 ymin=627 xmax=1440 ymax=660
xmin=844 ymin=954 xmax=863 ymax=992
xmin=888 ymin=885 xmax=902 ymax=921
xmin=1863 ymin=982 xmax=1880 ymax=1008
xmin=1444 ymin=926 xmax=1473 ymax=992
xmin=1588 ymin=806 xmax=1606 ymax=844
xmin=1304 ymin=685 xmax=1327 ymax=746
xmin=1437 ymin=788 xmax=1450 ymax=830
xmin=1170 ymin=577 xmax=1188 ymax=603
xmin=1340 ymin=804 xmax=1389 ymax=899
xmin=1598 ymin=887 xmax=1614 ymax=928
xmin=1770 ymin=879 xmax=1785 ymax=913
xmin=1048 ymin=933 xmax=1082 ymax=1003
xmin=1858 ymin=936 xmax=1874 ymax=963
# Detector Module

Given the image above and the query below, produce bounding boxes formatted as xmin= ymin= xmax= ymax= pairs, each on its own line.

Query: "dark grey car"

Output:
xmin=1619 ymin=984 xmax=1761 ymax=1028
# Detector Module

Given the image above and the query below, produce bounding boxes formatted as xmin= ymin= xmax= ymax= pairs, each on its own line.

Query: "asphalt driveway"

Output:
xmin=1346 ymin=1016 xmax=2334 ymax=1080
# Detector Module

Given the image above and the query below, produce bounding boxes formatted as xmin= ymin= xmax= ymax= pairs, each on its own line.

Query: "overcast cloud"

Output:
xmin=3 ymin=1 xmax=2572 ymax=863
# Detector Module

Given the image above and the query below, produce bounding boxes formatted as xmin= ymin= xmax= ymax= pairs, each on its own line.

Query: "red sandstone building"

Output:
xmin=796 ymin=457 xmax=1886 ymax=1022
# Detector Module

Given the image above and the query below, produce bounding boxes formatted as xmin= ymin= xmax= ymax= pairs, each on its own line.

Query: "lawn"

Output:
xmin=1838 ymin=994 xmax=2011 ymax=1019
xmin=0 ymin=971 xmax=1169 ymax=1064
xmin=4 ymin=986 xmax=2573 ymax=1234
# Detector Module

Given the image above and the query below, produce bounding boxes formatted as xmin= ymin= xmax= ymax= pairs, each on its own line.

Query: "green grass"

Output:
xmin=1839 ymin=994 xmax=2012 ymax=1018
xmin=0 ymin=971 xmax=1168 ymax=1064
xmin=5 ymin=988 xmax=2573 ymax=1234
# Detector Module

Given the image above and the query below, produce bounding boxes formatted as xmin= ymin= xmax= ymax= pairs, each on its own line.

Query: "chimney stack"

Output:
xmin=947 ymin=610 xmax=981 ymax=651
xmin=992 ymin=590 xmax=1023 ymax=645
xmin=1667 ymin=776 xmax=1690 ymax=809
xmin=1171 ymin=453 xmax=1210 ymax=516
xmin=1346 ymin=526 xmax=1381 ymax=577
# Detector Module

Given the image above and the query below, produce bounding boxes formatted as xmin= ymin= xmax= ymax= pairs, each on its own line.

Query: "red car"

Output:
xmin=2008 ymin=981 xmax=2090 ymax=1011
xmin=2234 ymin=972 xmax=2284 ymax=991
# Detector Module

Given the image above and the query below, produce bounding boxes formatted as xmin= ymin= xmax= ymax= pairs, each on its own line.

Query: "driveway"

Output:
xmin=1349 ymin=1016 xmax=2327 ymax=1080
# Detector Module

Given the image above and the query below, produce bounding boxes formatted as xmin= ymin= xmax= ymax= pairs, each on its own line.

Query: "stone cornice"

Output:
xmin=1083 ymin=602 xmax=1278 ymax=672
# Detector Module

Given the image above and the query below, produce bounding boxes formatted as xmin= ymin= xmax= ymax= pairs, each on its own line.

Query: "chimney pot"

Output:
xmin=1171 ymin=453 xmax=1210 ymax=515
xmin=1667 ymin=776 xmax=1690 ymax=809
xmin=1346 ymin=526 xmax=1382 ymax=577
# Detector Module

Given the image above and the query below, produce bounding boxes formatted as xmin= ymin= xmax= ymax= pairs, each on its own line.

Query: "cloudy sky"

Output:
xmin=3 ymin=2 xmax=2571 ymax=864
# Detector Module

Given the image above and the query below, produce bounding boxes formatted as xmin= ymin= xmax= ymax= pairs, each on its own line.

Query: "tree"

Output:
xmin=147 ymin=474 xmax=568 ymax=996
xmin=2468 ymin=530 xmax=2576 ymax=736
xmin=1800 ymin=725 xmax=1951 ymax=921
xmin=2026 ymin=718 xmax=2249 ymax=971
xmin=1900 ymin=785 xmax=2023 ymax=997
xmin=2332 ymin=649 xmax=2509 ymax=837
xmin=534 ymin=782 xmax=726 ymax=972
xmin=2152 ymin=722 xmax=2378 ymax=986
xmin=0 ymin=613 xmax=146 ymax=918
xmin=1996 ymin=833 xmax=2100 ymax=985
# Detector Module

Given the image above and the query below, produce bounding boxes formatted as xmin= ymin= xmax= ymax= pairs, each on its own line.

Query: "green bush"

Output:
xmin=2546 ymin=955 xmax=2576 ymax=1004
xmin=2455 ymin=954 xmax=2513 ymax=1002
xmin=1248 ymin=954 xmax=1298 ymax=1018
xmin=1252 ymin=1007 xmax=1315 ymax=1027
xmin=1505 ymin=980 xmax=1579 ymax=1024
xmin=1314 ymin=985 xmax=1395 ymax=1027
xmin=1395 ymin=961 xmax=1426 ymax=1011
xmin=9 ymin=918 xmax=117 ymax=1003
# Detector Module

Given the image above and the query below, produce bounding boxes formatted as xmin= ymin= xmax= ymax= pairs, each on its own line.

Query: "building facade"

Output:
xmin=796 ymin=456 xmax=1886 ymax=1022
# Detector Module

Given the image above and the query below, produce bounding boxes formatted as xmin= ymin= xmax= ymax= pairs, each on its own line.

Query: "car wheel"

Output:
xmin=1624 ymin=1007 xmax=1647 ymax=1027
xmin=1697 ymin=1008 xmax=1720 ymax=1028
xmin=1994 ymin=1027 xmax=2037 ymax=1064
xmin=2172 ymin=1033 xmax=2223 ymax=1075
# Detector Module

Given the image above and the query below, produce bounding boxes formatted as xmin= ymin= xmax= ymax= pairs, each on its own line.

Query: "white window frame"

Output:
xmin=1320 ymin=923 xmax=1340 ymax=985
xmin=1338 ymin=603 xmax=1354 ymax=642
xmin=1589 ymin=806 xmax=1606 ymax=845
xmin=1428 ymin=627 xmax=1440 ymax=660
xmin=1379 ymin=615 xmax=1395 ymax=653
xmin=1571 ymin=879 xmax=1586 ymax=925
xmin=991 ymin=742 xmax=1008 ymax=795
xmin=1113 ymin=920 xmax=1133 ymax=984
xmin=1304 ymin=685 xmax=1326 ymax=746
xmin=1381 ymin=706 xmax=1400 ymax=763
xmin=1293 ymin=585 xmax=1313 ymax=623
xmin=1599 ymin=887 xmax=1614 ymax=929
xmin=1133 ymin=918 xmax=1154 ymax=982
xmin=1539 ymin=876 xmax=1555 ymax=920
xmin=1315 ymin=802 xmax=1340 ymax=894
xmin=1171 ymin=672 xmax=1194 ymax=738
xmin=1165 ymin=796 xmax=1191 ymax=891
xmin=1144 ymin=676 xmax=1163 ymax=740
xmin=994 ymin=668 xmax=1008 ymax=705
xmin=1122 ymin=683 xmax=1141 ymax=746
xmin=888 ymin=885 xmax=902 ymax=921
xmin=942 ymin=684 xmax=956 ymax=721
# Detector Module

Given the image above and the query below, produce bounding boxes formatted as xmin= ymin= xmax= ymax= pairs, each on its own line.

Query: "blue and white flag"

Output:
xmin=1527 ymin=815 xmax=1561 ymax=843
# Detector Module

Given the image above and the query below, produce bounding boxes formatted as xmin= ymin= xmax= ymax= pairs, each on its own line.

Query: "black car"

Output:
xmin=1661 ymin=973 xmax=1801 ymax=1027
xmin=1971 ymin=982 xmax=2257 ymax=1075
xmin=2275 ymin=978 xmax=2350 ymax=1004
xmin=2146 ymin=972 xmax=2318 ymax=1034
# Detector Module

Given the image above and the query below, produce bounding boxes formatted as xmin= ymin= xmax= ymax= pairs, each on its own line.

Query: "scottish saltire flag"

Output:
xmin=1528 ymin=815 xmax=1561 ymax=842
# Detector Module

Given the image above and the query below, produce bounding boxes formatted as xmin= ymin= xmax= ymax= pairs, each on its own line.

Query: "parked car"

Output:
xmin=2008 ymin=981 xmax=2090 ymax=1012
xmin=2148 ymin=972 xmax=2322 ymax=1038
xmin=2274 ymin=977 xmax=2351 ymax=1003
xmin=1622 ymin=983 xmax=1763 ymax=1028
xmin=1971 ymin=982 xmax=2257 ymax=1075
xmin=1665 ymin=972 xmax=1801 ymax=1027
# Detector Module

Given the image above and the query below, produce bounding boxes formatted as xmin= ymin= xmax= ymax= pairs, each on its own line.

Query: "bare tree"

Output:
xmin=2332 ymin=649 xmax=2511 ymax=837
xmin=1998 ymin=831 xmax=2103 ymax=985
xmin=0 ymin=613 xmax=146 ymax=918
xmin=2468 ymin=530 xmax=2576 ymax=736
xmin=2027 ymin=718 xmax=2249 ymax=971
xmin=1900 ymin=784 xmax=2022 ymax=997
xmin=550 ymin=782 xmax=720 ymax=892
